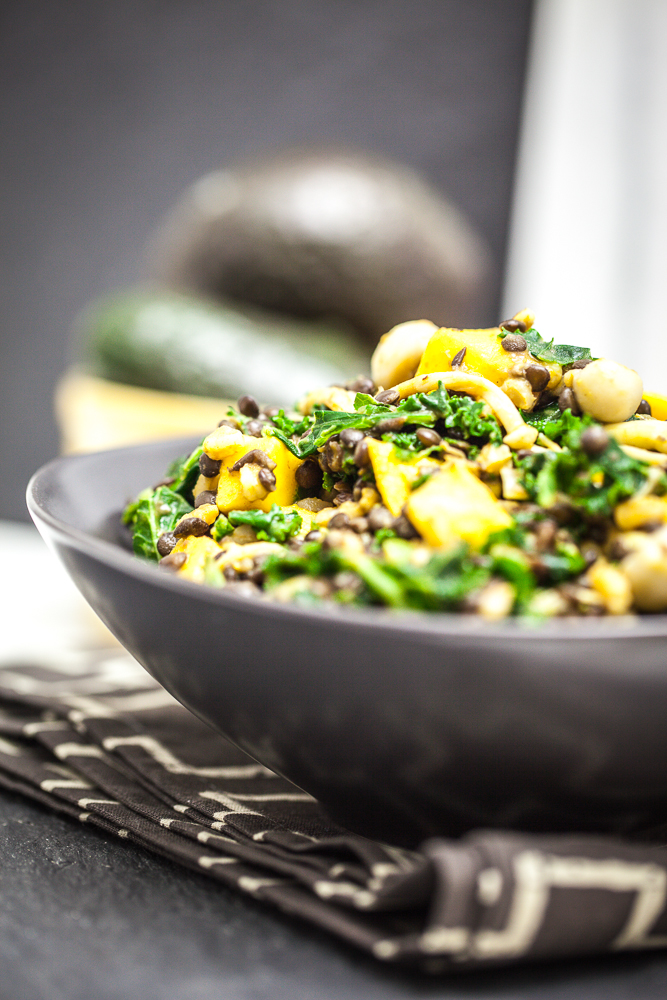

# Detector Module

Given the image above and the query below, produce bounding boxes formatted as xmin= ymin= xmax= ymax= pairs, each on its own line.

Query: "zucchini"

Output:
xmin=75 ymin=291 xmax=370 ymax=408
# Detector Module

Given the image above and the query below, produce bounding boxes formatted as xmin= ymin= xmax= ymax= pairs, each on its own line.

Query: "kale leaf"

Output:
xmin=262 ymin=539 xmax=341 ymax=587
xmin=263 ymin=537 xmax=489 ymax=611
xmin=424 ymin=391 xmax=503 ymax=446
xmin=167 ymin=443 xmax=204 ymax=501
xmin=267 ymin=408 xmax=380 ymax=458
xmin=122 ymin=486 xmax=192 ymax=560
xmin=486 ymin=544 xmax=535 ymax=607
xmin=518 ymin=431 xmax=656 ymax=517
xmin=502 ymin=328 xmax=593 ymax=366
xmin=211 ymin=514 xmax=233 ymax=541
xmin=271 ymin=409 xmax=311 ymax=438
xmin=539 ymin=543 xmax=587 ymax=582
xmin=227 ymin=505 xmax=303 ymax=543
xmin=267 ymin=383 xmax=502 ymax=459
xmin=523 ymin=405 xmax=594 ymax=444
xmin=484 ymin=520 xmax=586 ymax=588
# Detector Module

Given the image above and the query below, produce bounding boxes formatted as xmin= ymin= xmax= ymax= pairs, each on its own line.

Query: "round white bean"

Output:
xmin=371 ymin=319 xmax=437 ymax=389
xmin=572 ymin=359 xmax=643 ymax=423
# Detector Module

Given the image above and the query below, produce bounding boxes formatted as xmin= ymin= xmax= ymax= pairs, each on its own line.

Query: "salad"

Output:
xmin=123 ymin=310 xmax=667 ymax=619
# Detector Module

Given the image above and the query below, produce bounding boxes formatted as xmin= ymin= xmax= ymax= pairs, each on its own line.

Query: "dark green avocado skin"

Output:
xmin=75 ymin=291 xmax=369 ymax=407
xmin=149 ymin=149 xmax=492 ymax=345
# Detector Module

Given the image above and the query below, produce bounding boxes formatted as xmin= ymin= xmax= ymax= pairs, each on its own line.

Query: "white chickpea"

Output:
xmin=572 ymin=358 xmax=643 ymax=423
xmin=371 ymin=319 xmax=437 ymax=389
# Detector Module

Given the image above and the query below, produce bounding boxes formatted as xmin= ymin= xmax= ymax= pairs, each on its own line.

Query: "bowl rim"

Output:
xmin=26 ymin=439 xmax=667 ymax=643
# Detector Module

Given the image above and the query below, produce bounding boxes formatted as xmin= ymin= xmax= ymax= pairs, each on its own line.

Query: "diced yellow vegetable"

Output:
xmin=513 ymin=308 xmax=535 ymax=329
xmin=416 ymin=326 xmax=561 ymax=393
xmin=614 ymin=495 xmax=667 ymax=531
xmin=314 ymin=506 xmax=344 ymax=527
xmin=477 ymin=443 xmax=512 ymax=474
xmin=194 ymin=473 xmax=220 ymax=498
xmin=282 ymin=504 xmax=316 ymax=536
xmin=171 ymin=535 xmax=221 ymax=583
xmin=357 ymin=486 xmax=381 ymax=514
xmin=499 ymin=464 xmax=528 ymax=500
xmin=642 ymin=391 xmax=667 ymax=421
xmin=298 ymin=386 xmax=357 ymax=414
xmin=406 ymin=461 xmax=512 ymax=549
xmin=587 ymin=559 xmax=633 ymax=615
xmin=193 ymin=503 xmax=219 ymax=526
xmin=202 ymin=425 xmax=245 ymax=459
xmin=214 ymin=436 xmax=303 ymax=513
xmin=366 ymin=439 xmax=431 ymax=516
xmin=621 ymin=533 xmax=667 ymax=611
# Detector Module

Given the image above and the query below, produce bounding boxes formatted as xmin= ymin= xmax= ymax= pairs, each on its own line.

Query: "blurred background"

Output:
xmin=8 ymin=1 xmax=666 ymax=526
xmin=1 ymin=0 xmax=533 ymax=521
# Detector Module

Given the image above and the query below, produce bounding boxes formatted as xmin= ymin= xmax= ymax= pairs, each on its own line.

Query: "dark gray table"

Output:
xmin=3 ymin=790 xmax=667 ymax=1000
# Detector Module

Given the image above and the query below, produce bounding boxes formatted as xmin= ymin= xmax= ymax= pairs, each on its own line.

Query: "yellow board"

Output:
xmin=55 ymin=370 xmax=231 ymax=453
xmin=406 ymin=462 xmax=512 ymax=550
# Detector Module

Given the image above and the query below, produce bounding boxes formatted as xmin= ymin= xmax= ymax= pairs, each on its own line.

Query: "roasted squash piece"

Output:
xmin=416 ymin=326 xmax=561 ymax=409
xmin=642 ymin=391 xmax=667 ymax=422
xmin=406 ymin=461 xmax=512 ymax=549
xmin=366 ymin=439 xmax=439 ymax=516
xmin=171 ymin=535 xmax=221 ymax=583
xmin=206 ymin=435 xmax=303 ymax=513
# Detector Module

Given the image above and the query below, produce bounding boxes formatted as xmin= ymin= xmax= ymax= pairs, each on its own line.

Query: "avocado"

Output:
xmin=75 ymin=290 xmax=370 ymax=407
xmin=149 ymin=148 xmax=491 ymax=345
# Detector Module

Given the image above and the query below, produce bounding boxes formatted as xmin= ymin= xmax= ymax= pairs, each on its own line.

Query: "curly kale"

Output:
xmin=226 ymin=505 xmax=303 ymax=543
xmin=518 ymin=426 xmax=659 ymax=518
xmin=267 ymin=383 xmax=502 ymax=460
xmin=502 ymin=328 xmax=593 ymax=366
xmin=263 ymin=537 xmax=489 ymax=611
xmin=166 ymin=443 xmax=205 ymax=502
xmin=122 ymin=486 xmax=193 ymax=560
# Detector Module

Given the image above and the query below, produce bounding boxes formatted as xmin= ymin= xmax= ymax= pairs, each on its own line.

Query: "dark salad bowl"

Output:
xmin=28 ymin=438 xmax=667 ymax=846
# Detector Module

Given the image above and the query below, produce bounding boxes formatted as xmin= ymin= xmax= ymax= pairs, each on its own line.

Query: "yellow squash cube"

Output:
xmin=214 ymin=436 xmax=303 ymax=513
xmin=366 ymin=439 xmax=433 ymax=516
xmin=172 ymin=535 xmax=221 ymax=583
xmin=406 ymin=461 xmax=512 ymax=549
xmin=642 ymin=391 xmax=667 ymax=421
xmin=416 ymin=326 xmax=561 ymax=397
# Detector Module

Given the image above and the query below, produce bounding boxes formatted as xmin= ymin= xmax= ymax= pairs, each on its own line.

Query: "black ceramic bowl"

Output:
xmin=28 ymin=438 xmax=667 ymax=846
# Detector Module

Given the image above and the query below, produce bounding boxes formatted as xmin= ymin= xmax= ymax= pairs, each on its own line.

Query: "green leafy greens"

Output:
xmin=501 ymin=328 xmax=593 ymax=366
xmin=122 ymin=486 xmax=193 ymax=560
xmin=226 ymin=505 xmax=303 ymax=543
xmin=267 ymin=384 xmax=502 ymax=460
xmin=262 ymin=537 xmax=489 ymax=610
xmin=523 ymin=405 xmax=594 ymax=443
xmin=518 ymin=428 xmax=659 ymax=517
xmin=166 ymin=443 xmax=204 ymax=502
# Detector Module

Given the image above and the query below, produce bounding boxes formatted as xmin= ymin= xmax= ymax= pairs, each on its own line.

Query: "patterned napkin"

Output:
xmin=2 ymin=646 xmax=667 ymax=972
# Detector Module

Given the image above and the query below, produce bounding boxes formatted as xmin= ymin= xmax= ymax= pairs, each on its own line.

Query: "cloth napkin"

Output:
xmin=2 ymin=645 xmax=667 ymax=972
